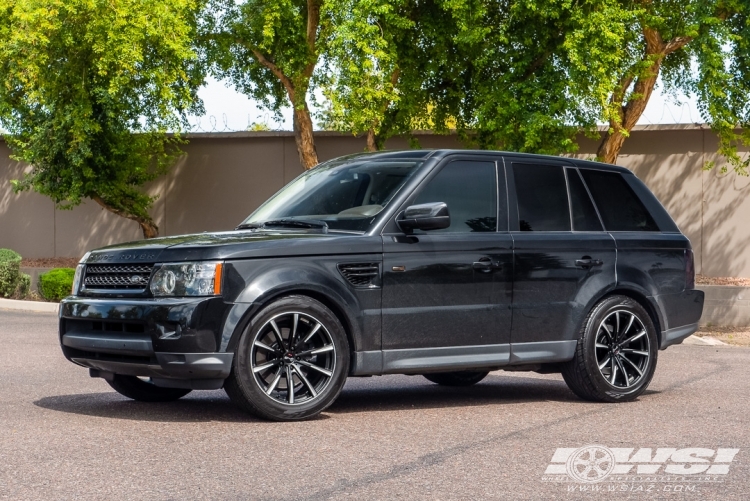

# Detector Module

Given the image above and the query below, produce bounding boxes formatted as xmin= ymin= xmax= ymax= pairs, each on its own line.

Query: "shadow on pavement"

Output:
xmin=33 ymin=391 xmax=264 ymax=423
xmin=34 ymin=374 xmax=602 ymax=422
xmin=328 ymin=374 xmax=580 ymax=414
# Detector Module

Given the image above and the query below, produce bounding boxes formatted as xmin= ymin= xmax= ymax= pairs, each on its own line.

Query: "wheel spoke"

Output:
xmin=620 ymin=354 xmax=644 ymax=376
xmin=622 ymin=348 xmax=648 ymax=356
xmin=290 ymin=313 xmax=299 ymax=346
xmin=598 ymin=356 xmax=611 ymax=370
xmin=270 ymin=319 xmax=286 ymax=350
xmin=286 ymin=365 xmax=295 ymax=404
xmin=310 ymin=344 xmax=334 ymax=355
xmin=296 ymin=360 xmax=333 ymax=377
xmin=253 ymin=360 xmax=280 ymax=373
xmin=623 ymin=313 xmax=635 ymax=337
xmin=302 ymin=322 xmax=322 ymax=344
xmin=595 ymin=343 xmax=609 ymax=349
xmin=294 ymin=364 xmax=318 ymax=398
xmin=265 ymin=371 xmax=282 ymax=395
xmin=254 ymin=340 xmax=277 ymax=353
xmin=621 ymin=330 xmax=646 ymax=346
xmin=615 ymin=356 xmax=630 ymax=387
xmin=609 ymin=358 xmax=618 ymax=385
xmin=615 ymin=311 xmax=620 ymax=339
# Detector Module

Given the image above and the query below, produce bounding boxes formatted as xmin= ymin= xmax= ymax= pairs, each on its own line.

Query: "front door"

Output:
xmin=381 ymin=158 xmax=513 ymax=372
xmin=507 ymin=161 xmax=616 ymax=364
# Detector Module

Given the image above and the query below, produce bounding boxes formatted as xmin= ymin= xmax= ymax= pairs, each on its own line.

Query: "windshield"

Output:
xmin=241 ymin=158 xmax=424 ymax=232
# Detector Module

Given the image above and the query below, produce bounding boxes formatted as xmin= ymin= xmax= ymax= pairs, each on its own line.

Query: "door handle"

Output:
xmin=473 ymin=257 xmax=500 ymax=272
xmin=576 ymin=257 xmax=603 ymax=268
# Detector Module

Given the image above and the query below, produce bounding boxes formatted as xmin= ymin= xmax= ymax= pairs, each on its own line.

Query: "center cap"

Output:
xmin=285 ymin=352 xmax=294 ymax=360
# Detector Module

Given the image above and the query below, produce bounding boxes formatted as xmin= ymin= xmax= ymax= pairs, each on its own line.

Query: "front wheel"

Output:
xmin=423 ymin=371 xmax=489 ymax=386
xmin=107 ymin=375 xmax=192 ymax=402
xmin=562 ymin=295 xmax=658 ymax=402
xmin=225 ymin=295 xmax=350 ymax=421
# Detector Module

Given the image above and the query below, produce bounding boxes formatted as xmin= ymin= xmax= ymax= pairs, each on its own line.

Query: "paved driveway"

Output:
xmin=1 ymin=309 xmax=748 ymax=500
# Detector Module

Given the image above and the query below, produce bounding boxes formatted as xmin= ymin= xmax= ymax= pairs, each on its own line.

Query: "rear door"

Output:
xmin=507 ymin=159 xmax=616 ymax=364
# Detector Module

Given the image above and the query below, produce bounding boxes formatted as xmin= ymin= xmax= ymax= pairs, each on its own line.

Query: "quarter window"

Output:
xmin=414 ymin=160 xmax=498 ymax=233
xmin=567 ymin=168 xmax=603 ymax=231
xmin=513 ymin=164 xmax=570 ymax=231
xmin=580 ymin=170 xmax=659 ymax=232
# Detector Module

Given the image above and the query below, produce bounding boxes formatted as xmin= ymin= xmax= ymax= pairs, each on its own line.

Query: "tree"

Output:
xmin=597 ymin=1 xmax=749 ymax=168
xmin=0 ymin=0 xmax=205 ymax=238
xmin=323 ymin=0 xmax=632 ymax=156
xmin=205 ymin=0 xmax=331 ymax=169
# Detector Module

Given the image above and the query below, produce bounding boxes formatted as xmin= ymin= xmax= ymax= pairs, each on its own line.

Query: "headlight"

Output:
xmin=150 ymin=261 xmax=223 ymax=297
xmin=71 ymin=264 xmax=85 ymax=295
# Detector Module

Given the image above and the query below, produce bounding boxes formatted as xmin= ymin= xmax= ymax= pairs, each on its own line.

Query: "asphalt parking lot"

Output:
xmin=1 ymin=309 xmax=748 ymax=501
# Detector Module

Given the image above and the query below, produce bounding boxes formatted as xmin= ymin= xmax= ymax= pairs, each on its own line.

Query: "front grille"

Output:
xmin=338 ymin=263 xmax=380 ymax=288
xmin=83 ymin=264 xmax=154 ymax=291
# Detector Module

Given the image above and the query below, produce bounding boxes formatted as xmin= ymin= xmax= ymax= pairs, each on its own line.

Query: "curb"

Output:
xmin=682 ymin=335 xmax=727 ymax=346
xmin=0 ymin=298 xmax=59 ymax=314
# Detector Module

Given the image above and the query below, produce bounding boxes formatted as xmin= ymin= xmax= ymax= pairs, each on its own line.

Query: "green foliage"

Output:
xmin=38 ymin=268 xmax=76 ymax=302
xmin=0 ymin=0 xmax=207 ymax=235
xmin=322 ymin=0 xmax=634 ymax=153
xmin=205 ymin=0 xmax=326 ymax=115
xmin=323 ymin=0 xmax=750 ymax=166
xmin=14 ymin=273 xmax=30 ymax=299
xmin=0 ymin=248 xmax=22 ymax=298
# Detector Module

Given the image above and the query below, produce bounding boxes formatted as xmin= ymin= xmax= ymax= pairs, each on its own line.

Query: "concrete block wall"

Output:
xmin=2 ymin=126 xmax=750 ymax=277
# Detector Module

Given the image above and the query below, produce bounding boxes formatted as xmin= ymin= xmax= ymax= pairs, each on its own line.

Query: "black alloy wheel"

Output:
xmin=562 ymin=295 xmax=658 ymax=402
xmin=225 ymin=295 xmax=349 ymax=421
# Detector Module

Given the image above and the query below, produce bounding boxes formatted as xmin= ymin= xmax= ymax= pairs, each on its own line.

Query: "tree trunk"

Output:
xmin=366 ymin=129 xmax=377 ymax=152
xmin=597 ymin=27 xmax=694 ymax=164
xmin=91 ymin=195 xmax=159 ymax=239
xmin=293 ymin=105 xmax=319 ymax=169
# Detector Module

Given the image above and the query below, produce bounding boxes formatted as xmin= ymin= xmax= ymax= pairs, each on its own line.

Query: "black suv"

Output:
xmin=59 ymin=150 xmax=704 ymax=420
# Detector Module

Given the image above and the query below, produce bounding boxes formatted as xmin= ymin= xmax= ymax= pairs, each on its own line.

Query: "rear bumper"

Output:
xmin=59 ymin=296 xmax=234 ymax=384
xmin=655 ymin=289 xmax=705 ymax=349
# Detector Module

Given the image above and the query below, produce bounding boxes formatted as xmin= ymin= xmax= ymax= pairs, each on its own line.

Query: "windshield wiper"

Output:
xmin=236 ymin=219 xmax=328 ymax=233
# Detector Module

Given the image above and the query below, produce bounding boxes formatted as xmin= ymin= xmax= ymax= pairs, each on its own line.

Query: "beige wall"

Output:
xmin=1 ymin=126 xmax=748 ymax=277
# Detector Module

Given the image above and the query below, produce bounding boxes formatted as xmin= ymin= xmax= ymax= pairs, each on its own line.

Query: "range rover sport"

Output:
xmin=59 ymin=150 xmax=704 ymax=421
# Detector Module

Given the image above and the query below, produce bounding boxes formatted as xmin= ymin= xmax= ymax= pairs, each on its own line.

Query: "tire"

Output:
xmin=107 ymin=375 xmax=191 ymax=402
xmin=423 ymin=371 xmax=489 ymax=386
xmin=225 ymin=295 xmax=350 ymax=421
xmin=562 ymin=295 xmax=658 ymax=402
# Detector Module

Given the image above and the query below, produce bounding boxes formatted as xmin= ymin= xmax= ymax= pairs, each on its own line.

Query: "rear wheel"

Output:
xmin=225 ymin=295 xmax=350 ymax=421
xmin=423 ymin=370 xmax=489 ymax=386
xmin=562 ymin=295 xmax=658 ymax=402
xmin=107 ymin=375 xmax=191 ymax=402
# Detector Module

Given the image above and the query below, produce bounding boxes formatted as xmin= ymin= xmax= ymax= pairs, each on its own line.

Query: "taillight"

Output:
xmin=685 ymin=249 xmax=695 ymax=289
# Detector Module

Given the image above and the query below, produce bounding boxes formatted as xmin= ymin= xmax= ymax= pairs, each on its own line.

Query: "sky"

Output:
xmin=190 ymin=76 xmax=705 ymax=133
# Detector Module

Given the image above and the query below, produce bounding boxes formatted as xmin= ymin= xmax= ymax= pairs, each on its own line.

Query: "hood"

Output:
xmin=84 ymin=230 xmax=381 ymax=264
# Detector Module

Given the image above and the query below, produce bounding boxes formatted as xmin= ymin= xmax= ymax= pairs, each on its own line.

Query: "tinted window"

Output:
xmin=414 ymin=160 xmax=497 ymax=233
xmin=580 ymin=169 xmax=659 ymax=232
xmin=513 ymin=164 xmax=570 ymax=231
xmin=567 ymin=168 xmax=603 ymax=231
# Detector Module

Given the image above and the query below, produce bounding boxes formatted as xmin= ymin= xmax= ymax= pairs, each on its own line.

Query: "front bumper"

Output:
xmin=59 ymin=296 xmax=234 ymax=386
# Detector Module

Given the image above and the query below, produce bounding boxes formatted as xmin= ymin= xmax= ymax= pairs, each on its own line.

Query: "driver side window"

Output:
xmin=413 ymin=160 xmax=498 ymax=233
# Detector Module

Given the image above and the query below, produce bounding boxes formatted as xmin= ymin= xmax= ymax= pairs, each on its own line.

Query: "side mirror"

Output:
xmin=397 ymin=202 xmax=450 ymax=232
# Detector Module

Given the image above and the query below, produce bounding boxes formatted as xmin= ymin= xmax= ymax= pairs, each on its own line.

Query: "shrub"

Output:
xmin=14 ymin=273 xmax=31 ymax=299
xmin=0 ymin=248 xmax=22 ymax=298
xmin=39 ymin=268 xmax=76 ymax=302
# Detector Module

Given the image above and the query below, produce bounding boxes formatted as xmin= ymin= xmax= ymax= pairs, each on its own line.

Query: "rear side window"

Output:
xmin=580 ymin=169 xmax=659 ymax=232
xmin=513 ymin=164 xmax=570 ymax=231
xmin=566 ymin=168 xmax=603 ymax=231
xmin=414 ymin=160 xmax=497 ymax=232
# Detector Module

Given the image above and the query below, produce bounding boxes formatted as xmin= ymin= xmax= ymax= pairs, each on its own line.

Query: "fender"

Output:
xmin=218 ymin=257 xmax=381 ymax=353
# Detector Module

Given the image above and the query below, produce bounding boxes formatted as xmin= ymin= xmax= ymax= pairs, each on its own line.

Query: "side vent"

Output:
xmin=338 ymin=263 xmax=380 ymax=288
